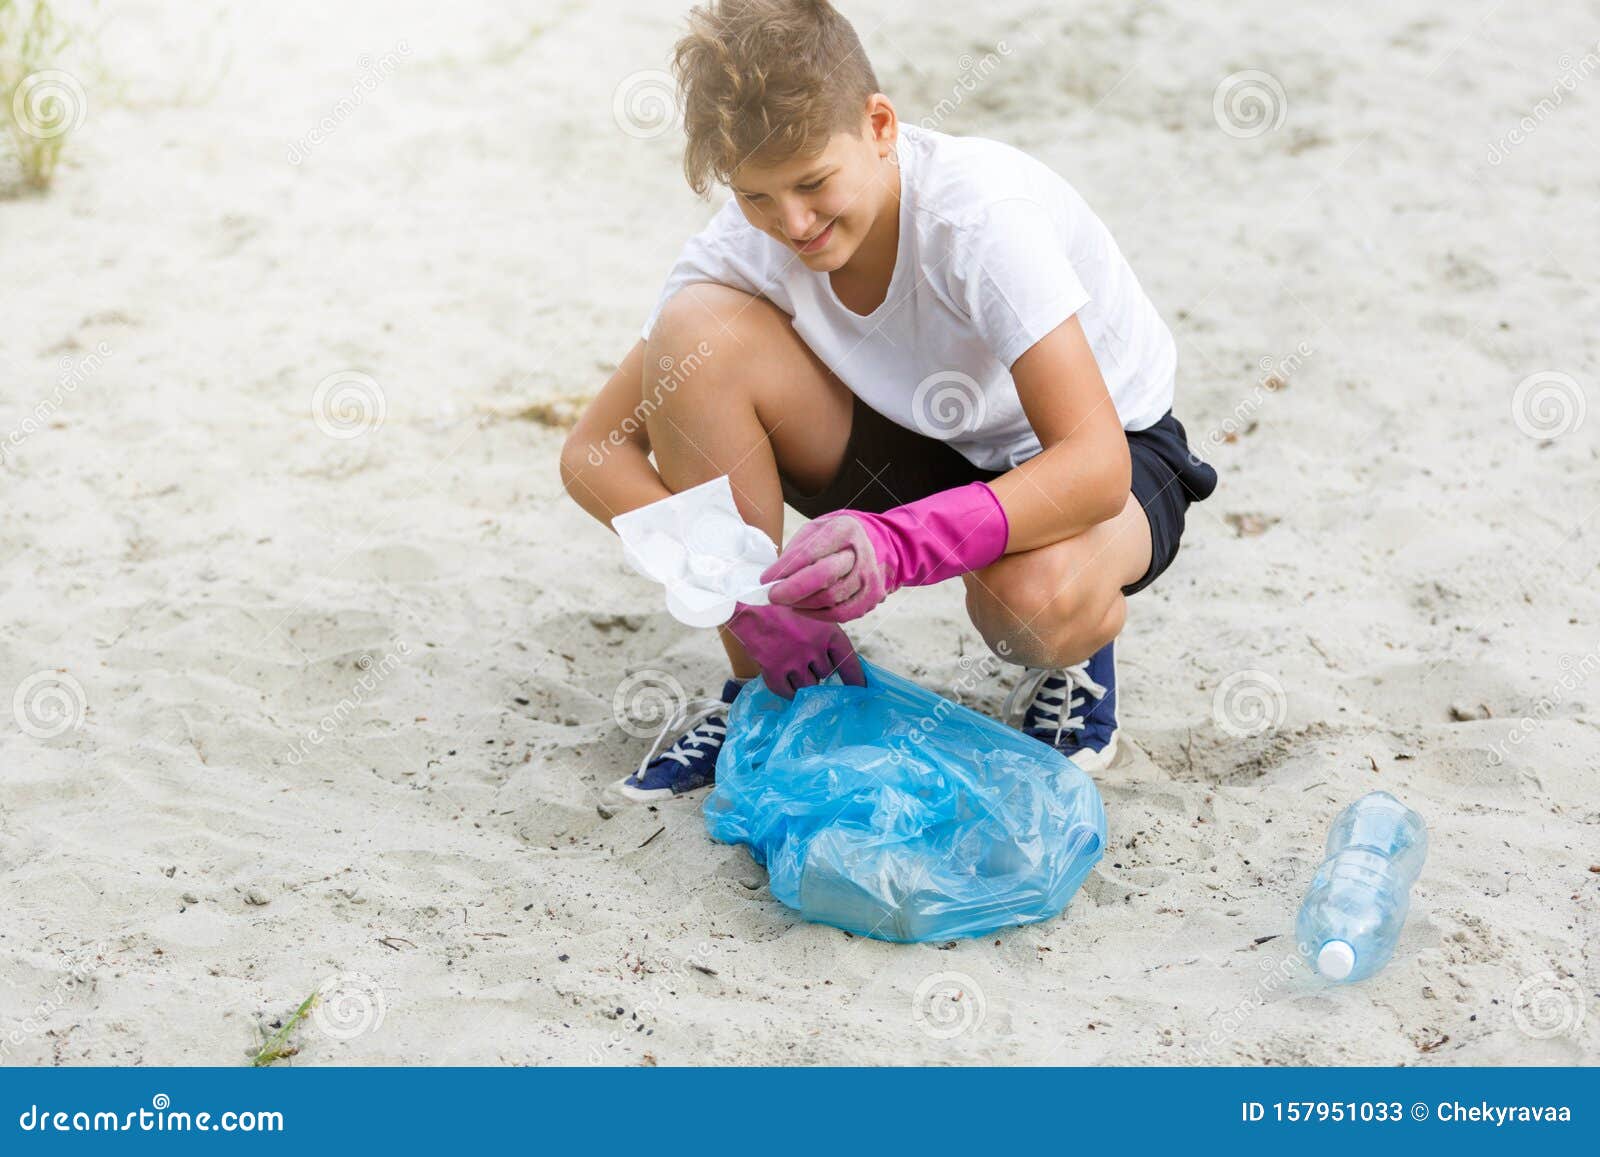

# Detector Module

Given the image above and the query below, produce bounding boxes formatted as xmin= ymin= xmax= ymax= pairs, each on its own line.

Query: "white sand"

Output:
xmin=2 ymin=0 xmax=1597 ymax=1065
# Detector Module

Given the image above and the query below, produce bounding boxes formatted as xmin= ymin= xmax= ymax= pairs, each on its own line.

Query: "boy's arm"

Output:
xmin=762 ymin=316 xmax=1129 ymax=622
xmin=558 ymin=340 xmax=675 ymax=529
xmin=984 ymin=314 xmax=1131 ymax=550
xmin=560 ymin=337 xmax=865 ymax=697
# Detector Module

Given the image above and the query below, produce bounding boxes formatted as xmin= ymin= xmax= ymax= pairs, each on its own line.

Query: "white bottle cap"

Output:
xmin=1316 ymin=939 xmax=1356 ymax=980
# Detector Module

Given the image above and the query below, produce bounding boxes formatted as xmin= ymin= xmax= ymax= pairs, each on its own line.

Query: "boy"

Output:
xmin=560 ymin=0 xmax=1217 ymax=800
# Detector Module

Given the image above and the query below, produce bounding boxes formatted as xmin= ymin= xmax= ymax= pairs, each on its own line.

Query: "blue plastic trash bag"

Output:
xmin=705 ymin=661 xmax=1107 ymax=942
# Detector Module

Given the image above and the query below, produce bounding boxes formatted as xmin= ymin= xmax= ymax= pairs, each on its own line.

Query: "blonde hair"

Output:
xmin=673 ymin=0 xmax=880 ymax=195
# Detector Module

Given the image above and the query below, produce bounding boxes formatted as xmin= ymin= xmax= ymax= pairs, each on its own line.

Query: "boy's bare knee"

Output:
xmin=966 ymin=563 xmax=1055 ymax=663
xmin=966 ymin=561 xmax=1122 ymax=668
xmin=647 ymin=284 xmax=771 ymax=356
xmin=1062 ymin=595 xmax=1125 ymax=663
xmin=644 ymin=286 xmax=787 ymax=413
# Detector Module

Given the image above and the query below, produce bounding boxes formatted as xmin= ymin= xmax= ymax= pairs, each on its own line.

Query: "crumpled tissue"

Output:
xmin=613 ymin=475 xmax=777 ymax=628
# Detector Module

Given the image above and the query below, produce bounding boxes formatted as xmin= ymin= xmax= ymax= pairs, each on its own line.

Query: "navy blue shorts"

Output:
xmin=780 ymin=399 xmax=1218 ymax=596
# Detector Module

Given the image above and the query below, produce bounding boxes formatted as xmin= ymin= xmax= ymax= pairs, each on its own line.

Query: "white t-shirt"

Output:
xmin=642 ymin=123 xmax=1176 ymax=471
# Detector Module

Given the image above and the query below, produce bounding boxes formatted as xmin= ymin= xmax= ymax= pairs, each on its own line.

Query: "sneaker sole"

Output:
xmin=609 ymin=774 xmax=717 ymax=804
xmin=610 ymin=775 xmax=676 ymax=804
xmin=1062 ymin=729 xmax=1119 ymax=773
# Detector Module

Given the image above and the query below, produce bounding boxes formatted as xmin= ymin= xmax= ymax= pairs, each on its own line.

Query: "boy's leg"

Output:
xmin=964 ymin=494 xmax=1150 ymax=770
xmin=967 ymin=414 xmax=1210 ymax=769
xmin=961 ymin=493 xmax=1152 ymax=670
xmin=642 ymin=283 xmax=854 ymax=675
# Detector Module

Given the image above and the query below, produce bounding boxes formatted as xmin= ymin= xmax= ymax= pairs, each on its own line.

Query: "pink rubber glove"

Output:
xmin=761 ymin=482 xmax=1010 ymax=623
xmin=725 ymin=601 xmax=866 ymax=698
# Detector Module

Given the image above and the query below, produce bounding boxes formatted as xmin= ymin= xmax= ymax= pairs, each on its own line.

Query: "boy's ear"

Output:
xmin=864 ymin=92 xmax=897 ymax=156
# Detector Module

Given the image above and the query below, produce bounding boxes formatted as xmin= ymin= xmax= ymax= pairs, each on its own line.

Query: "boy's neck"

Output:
xmin=828 ymin=156 xmax=901 ymax=315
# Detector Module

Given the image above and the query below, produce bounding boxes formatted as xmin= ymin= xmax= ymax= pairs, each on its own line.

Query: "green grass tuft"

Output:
xmin=0 ymin=0 xmax=79 ymax=190
xmin=250 ymin=991 xmax=319 ymax=1068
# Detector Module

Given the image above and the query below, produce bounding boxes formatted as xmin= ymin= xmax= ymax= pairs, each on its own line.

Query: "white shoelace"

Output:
xmin=635 ymin=696 xmax=729 ymax=777
xmin=1002 ymin=664 xmax=1108 ymax=747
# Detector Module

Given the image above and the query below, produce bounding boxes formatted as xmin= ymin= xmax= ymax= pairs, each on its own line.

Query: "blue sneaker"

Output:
xmin=613 ymin=678 xmax=746 ymax=803
xmin=1002 ymin=642 xmax=1119 ymax=771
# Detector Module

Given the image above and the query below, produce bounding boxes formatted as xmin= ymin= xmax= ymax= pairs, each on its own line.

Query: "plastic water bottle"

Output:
xmin=1295 ymin=790 xmax=1427 ymax=982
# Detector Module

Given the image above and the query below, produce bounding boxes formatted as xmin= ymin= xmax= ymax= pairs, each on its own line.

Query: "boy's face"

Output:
xmin=729 ymin=102 xmax=897 ymax=274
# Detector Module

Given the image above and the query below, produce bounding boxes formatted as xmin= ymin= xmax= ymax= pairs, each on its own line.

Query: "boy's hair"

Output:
xmin=673 ymin=0 xmax=880 ymax=195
